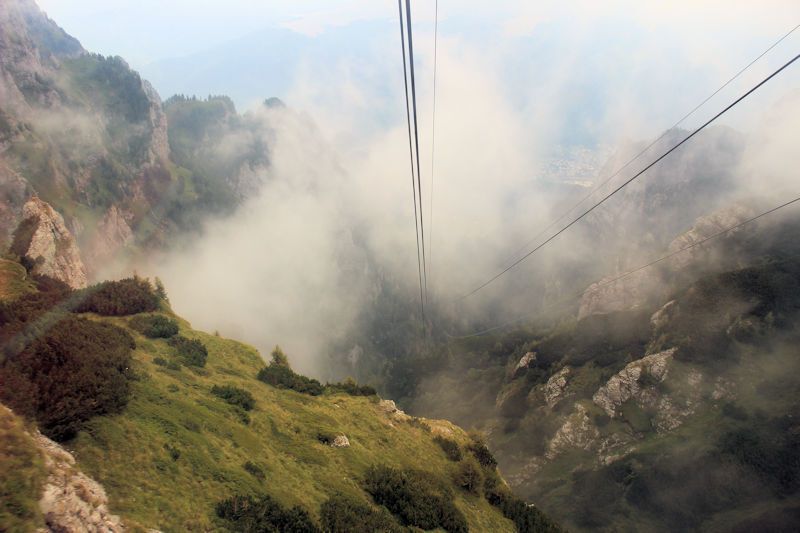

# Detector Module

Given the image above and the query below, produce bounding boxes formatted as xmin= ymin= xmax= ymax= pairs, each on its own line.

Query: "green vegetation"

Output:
xmin=0 ymin=315 xmax=134 ymax=441
xmin=168 ymin=335 xmax=208 ymax=367
xmin=320 ymin=494 xmax=404 ymax=533
xmin=363 ymin=464 xmax=468 ymax=532
xmin=216 ymin=494 xmax=319 ymax=532
xmin=211 ymin=385 xmax=255 ymax=411
xmin=453 ymin=458 xmax=483 ymax=494
xmin=326 ymin=377 xmax=377 ymax=397
xmin=74 ymin=277 xmax=161 ymax=316
xmin=257 ymin=346 xmax=324 ymax=395
xmin=0 ymin=406 xmax=47 ymax=532
xmin=129 ymin=314 xmax=179 ymax=338
xmin=434 ymin=435 xmax=463 ymax=461
xmin=0 ymin=259 xmax=36 ymax=301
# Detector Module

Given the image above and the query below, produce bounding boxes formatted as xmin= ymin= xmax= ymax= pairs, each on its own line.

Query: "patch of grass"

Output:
xmin=434 ymin=435 xmax=463 ymax=461
xmin=0 ymin=406 xmax=47 ymax=532
xmin=129 ymin=314 xmax=179 ymax=339
xmin=0 ymin=259 xmax=36 ymax=301
xmin=210 ymin=385 xmax=255 ymax=411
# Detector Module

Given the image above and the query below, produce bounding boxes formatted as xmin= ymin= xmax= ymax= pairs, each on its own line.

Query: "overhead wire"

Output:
xmin=404 ymin=0 xmax=430 ymax=311
xmin=397 ymin=0 xmax=426 ymax=325
xmin=497 ymin=23 xmax=800 ymax=268
xmin=449 ymin=195 xmax=800 ymax=339
xmin=454 ymin=52 xmax=800 ymax=302
xmin=428 ymin=0 xmax=439 ymax=293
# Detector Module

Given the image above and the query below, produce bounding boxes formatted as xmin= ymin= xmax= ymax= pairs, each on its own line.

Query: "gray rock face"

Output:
xmin=592 ymin=348 xmax=676 ymax=417
xmin=511 ymin=352 xmax=537 ymax=379
xmin=667 ymin=204 xmax=753 ymax=270
xmin=84 ymin=205 xmax=134 ymax=276
xmin=544 ymin=367 xmax=571 ymax=407
xmin=35 ymin=430 xmax=125 ymax=532
xmin=577 ymin=269 xmax=653 ymax=321
xmin=546 ymin=403 xmax=599 ymax=460
xmin=13 ymin=196 xmax=87 ymax=288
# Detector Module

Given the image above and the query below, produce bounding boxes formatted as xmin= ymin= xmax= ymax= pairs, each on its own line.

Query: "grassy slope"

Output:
xmin=69 ymin=312 xmax=515 ymax=532
xmin=0 ymin=405 xmax=47 ymax=532
xmin=0 ymin=259 xmax=36 ymax=301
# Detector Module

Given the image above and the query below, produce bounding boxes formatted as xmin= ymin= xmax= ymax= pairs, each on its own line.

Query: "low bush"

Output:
xmin=257 ymin=364 xmax=324 ymax=396
xmin=243 ymin=461 xmax=265 ymax=480
xmin=211 ymin=385 xmax=255 ymax=411
xmin=453 ymin=458 xmax=483 ymax=494
xmin=129 ymin=314 xmax=179 ymax=338
xmin=153 ymin=357 xmax=181 ymax=371
xmin=326 ymin=377 xmax=377 ymax=397
xmin=0 ymin=315 xmax=134 ymax=441
xmin=467 ymin=438 xmax=498 ymax=469
xmin=216 ymin=494 xmax=319 ymax=532
xmin=434 ymin=436 xmax=463 ymax=461
xmin=485 ymin=486 xmax=563 ymax=533
xmin=168 ymin=335 xmax=207 ymax=367
xmin=320 ymin=494 xmax=404 ymax=533
xmin=363 ymin=464 xmax=468 ymax=533
xmin=73 ymin=277 xmax=160 ymax=316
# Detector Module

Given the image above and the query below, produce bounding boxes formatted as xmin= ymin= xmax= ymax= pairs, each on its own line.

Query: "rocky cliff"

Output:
xmin=11 ymin=196 xmax=87 ymax=288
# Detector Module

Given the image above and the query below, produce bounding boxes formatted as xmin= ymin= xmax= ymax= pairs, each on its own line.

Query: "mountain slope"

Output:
xmin=0 ymin=268 xmax=561 ymax=532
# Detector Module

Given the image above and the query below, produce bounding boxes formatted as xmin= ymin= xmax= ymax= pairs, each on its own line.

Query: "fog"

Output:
xmin=143 ymin=6 xmax=800 ymax=376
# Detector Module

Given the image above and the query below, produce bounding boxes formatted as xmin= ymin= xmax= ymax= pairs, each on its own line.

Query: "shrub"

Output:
xmin=363 ymin=465 xmax=468 ymax=532
xmin=73 ymin=277 xmax=160 ymax=316
xmin=216 ymin=494 xmax=319 ymax=532
xmin=257 ymin=364 xmax=324 ymax=396
xmin=326 ymin=377 xmax=377 ymax=397
xmin=320 ymin=494 xmax=404 ymax=533
xmin=0 ymin=315 xmax=134 ymax=441
xmin=486 ymin=486 xmax=563 ymax=533
xmin=270 ymin=345 xmax=290 ymax=367
xmin=168 ymin=335 xmax=208 ymax=367
xmin=129 ymin=314 xmax=179 ymax=338
xmin=243 ymin=461 xmax=265 ymax=480
xmin=453 ymin=459 xmax=483 ymax=494
xmin=467 ymin=438 xmax=498 ymax=470
xmin=211 ymin=385 xmax=255 ymax=411
xmin=434 ymin=436 xmax=463 ymax=461
xmin=153 ymin=357 xmax=181 ymax=371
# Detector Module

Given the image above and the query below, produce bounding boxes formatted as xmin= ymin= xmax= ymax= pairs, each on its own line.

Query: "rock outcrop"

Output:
xmin=330 ymin=434 xmax=350 ymax=448
xmin=11 ymin=196 xmax=87 ymax=288
xmin=546 ymin=403 xmax=599 ymax=460
xmin=511 ymin=352 xmax=537 ymax=379
xmin=592 ymin=348 xmax=675 ymax=418
xmin=544 ymin=367 xmax=571 ymax=407
xmin=36 ymin=431 xmax=125 ymax=532
xmin=667 ymin=204 xmax=753 ymax=270
xmin=84 ymin=205 xmax=134 ymax=275
xmin=577 ymin=269 xmax=653 ymax=321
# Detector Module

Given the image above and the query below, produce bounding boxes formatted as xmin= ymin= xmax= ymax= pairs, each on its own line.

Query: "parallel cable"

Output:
xmin=428 ymin=0 xmax=439 ymax=291
xmin=405 ymin=0 xmax=430 ymax=310
xmin=454 ymin=53 xmax=800 ymax=302
xmin=498 ymin=23 xmax=799 ymax=267
xmin=449 ymin=195 xmax=800 ymax=338
xmin=397 ymin=0 xmax=426 ymax=325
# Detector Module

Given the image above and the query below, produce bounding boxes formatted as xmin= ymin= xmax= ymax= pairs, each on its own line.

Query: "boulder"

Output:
xmin=11 ymin=196 xmax=87 ymax=288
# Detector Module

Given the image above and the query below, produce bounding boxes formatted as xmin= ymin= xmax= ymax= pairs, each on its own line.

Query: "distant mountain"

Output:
xmin=0 ymin=0 xmax=278 ymax=283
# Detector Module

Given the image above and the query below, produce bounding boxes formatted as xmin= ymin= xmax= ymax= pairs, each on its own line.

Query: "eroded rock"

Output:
xmin=12 ymin=196 xmax=87 ymax=288
xmin=592 ymin=348 xmax=676 ymax=417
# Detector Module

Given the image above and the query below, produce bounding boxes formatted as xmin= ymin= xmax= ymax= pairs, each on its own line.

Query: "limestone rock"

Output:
xmin=84 ymin=205 xmax=134 ymax=275
xmin=378 ymin=399 xmax=410 ymax=422
xmin=577 ymin=269 xmax=653 ymax=321
xmin=544 ymin=367 xmax=571 ymax=407
xmin=592 ymin=348 xmax=676 ymax=417
xmin=33 ymin=429 xmax=124 ymax=532
xmin=12 ymin=196 xmax=87 ymax=288
xmin=667 ymin=204 xmax=753 ymax=270
xmin=546 ymin=403 xmax=599 ymax=460
xmin=650 ymin=300 xmax=677 ymax=331
xmin=511 ymin=352 xmax=537 ymax=379
xmin=331 ymin=434 xmax=350 ymax=448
